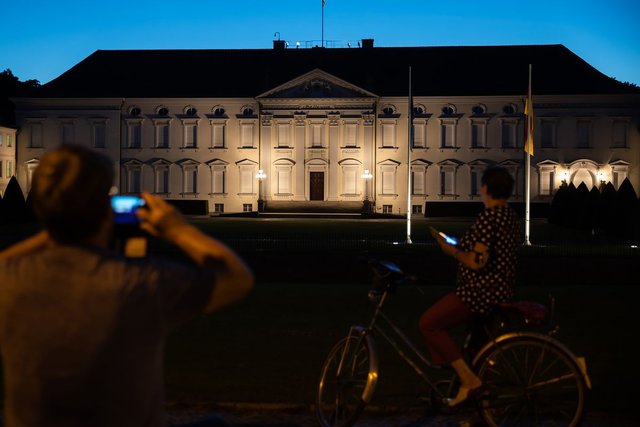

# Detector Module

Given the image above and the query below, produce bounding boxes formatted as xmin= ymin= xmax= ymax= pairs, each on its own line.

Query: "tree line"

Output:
xmin=548 ymin=178 xmax=639 ymax=240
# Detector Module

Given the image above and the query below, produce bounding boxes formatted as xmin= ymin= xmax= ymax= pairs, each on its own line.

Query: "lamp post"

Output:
xmin=361 ymin=169 xmax=373 ymax=214
xmin=597 ymin=171 xmax=606 ymax=189
xmin=256 ymin=169 xmax=267 ymax=212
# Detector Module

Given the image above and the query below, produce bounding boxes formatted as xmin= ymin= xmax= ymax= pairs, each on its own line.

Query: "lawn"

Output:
xmin=1 ymin=217 xmax=638 ymax=415
xmin=164 ymin=282 xmax=640 ymax=415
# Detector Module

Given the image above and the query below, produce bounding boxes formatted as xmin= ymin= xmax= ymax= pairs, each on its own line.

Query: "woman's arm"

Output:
xmin=436 ymin=236 xmax=489 ymax=270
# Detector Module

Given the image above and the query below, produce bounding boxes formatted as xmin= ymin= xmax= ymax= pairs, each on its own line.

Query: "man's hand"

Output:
xmin=136 ymin=193 xmax=189 ymax=243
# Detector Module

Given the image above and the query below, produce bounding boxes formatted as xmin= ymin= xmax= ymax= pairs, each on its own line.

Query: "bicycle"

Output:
xmin=316 ymin=259 xmax=591 ymax=427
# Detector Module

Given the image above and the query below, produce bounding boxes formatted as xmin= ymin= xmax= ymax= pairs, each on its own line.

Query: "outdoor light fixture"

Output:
xmin=256 ymin=169 xmax=267 ymax=212
xmin=361 ymin=169 xmax=373 ymax=214
xmin=597 ymin=170 xmax=606 ymax=186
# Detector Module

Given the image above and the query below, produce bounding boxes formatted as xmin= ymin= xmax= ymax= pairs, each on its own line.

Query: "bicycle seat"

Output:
xmin=494 ymin=301 xmax=548 ymax=326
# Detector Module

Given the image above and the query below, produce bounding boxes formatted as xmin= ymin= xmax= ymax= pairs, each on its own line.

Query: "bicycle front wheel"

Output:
xmin=316 ymin=331 xmax=378 ymax=427
xmin=475 ymin=335 xmax=587 ymax=427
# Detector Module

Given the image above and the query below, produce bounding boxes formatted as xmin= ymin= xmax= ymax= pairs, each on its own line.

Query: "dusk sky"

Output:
xmin=1 ymin=0 xmax=638 ymax=87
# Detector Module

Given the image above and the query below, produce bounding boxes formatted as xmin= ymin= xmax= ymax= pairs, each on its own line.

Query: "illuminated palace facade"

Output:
xmin=12 ymin=42 xmax=640 ymax=214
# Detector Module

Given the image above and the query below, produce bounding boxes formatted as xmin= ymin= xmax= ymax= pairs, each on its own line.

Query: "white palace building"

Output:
xmin=11 ymin=40 xmax=640 ymax=214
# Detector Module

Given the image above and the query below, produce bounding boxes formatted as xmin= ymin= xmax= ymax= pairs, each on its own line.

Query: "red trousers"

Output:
xmin=418 ymin=292 xmax=473 ymax=365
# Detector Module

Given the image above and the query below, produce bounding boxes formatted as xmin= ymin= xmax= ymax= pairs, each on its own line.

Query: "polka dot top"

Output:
xmin=455 ymin=205 xmax=520 ymax=314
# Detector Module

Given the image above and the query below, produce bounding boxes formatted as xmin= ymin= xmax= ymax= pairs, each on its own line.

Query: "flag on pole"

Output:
xmin=524 ymin=77 xmax=534 ymax=156
xmin=322 ymin=0 xmax=325 ymax=7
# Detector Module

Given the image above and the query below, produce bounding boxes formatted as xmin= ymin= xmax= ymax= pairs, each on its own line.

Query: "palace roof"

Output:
xmin=35 ymin=44 xmax=638 ymax=98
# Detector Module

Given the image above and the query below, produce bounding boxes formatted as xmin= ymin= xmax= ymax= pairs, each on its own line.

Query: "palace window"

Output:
xmin=311 ymin=123 xmax=323 ymax=147
xmin=243 ymin=204 xmax=253 ymax=212
xmin=127 ymin=167 xmax=142 ymax=193
xmin=343 ymin=123 xmax=358 ymax=147
xmin=183 ymin=122 xmax=198 ymax=148
xmin=238 ymin=163 xmax=256 ymax=194
xmin=413 ymin=121 xmax=427 ymax=148
xmin=211 ymin=123 xmax=226 ymax=148
xmin=412 ymin=205 xmax=423 ymax=214
xmin=127 ymin=121 xmax=142 ymax=148
xmin=470 ymin=120 xmax=487 ymax=148
xmin=382 ymin=205 xmax=393 ymax=214
xmin=277 ymin=124 xmax=291 ymax=148
xmin=178 ymin=160 xmax=199 ymax=194
xmin=381 ymin=122 xmax=396 ymax=148
xmin=540 ymin=169 xmax=555 ymax=196
xmin=154 ymin=122 xmax=170 ymax=148
xmin=60 ymin=121 xmax=74 ymax=145
xmin=92 ymin=121 xmax=106 ymax=148
xmin=342 ymin=167 xmax=358 ymax=195
xmin=207 ymin=160 xmax=228 ymax=195
xmin=411 ymin=162 xmax=428 ymax=195
xmin=440 ymin=119 xmax=457 ymax=148
xmin=576 ymin=120 xmax=591 ymax=148
xmin=155 ymin=168 xmax=170 ymax=194
xmin=30 ymin=122 xmax=44 ymax=148
xmin=541 ymin=120 xmax=557 ymax=149
xmin=277 ymin=168 xmax=292 ymax=194
xmin=214 ymin=203 xmax=224 ymax=213
xmin=501 ymin=120 xmax=517 ymax=148
xmin=612 ymin=121 xmax=628 ymax=148
xmin=150 ymin=160 xmax=171 ymax=194
xmin=381 ymin=167 xmax=396 ymax=195
xmin=240 ymin=123 xmax=255 ymax=148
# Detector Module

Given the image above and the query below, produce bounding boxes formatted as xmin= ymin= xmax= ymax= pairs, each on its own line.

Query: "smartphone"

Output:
xmin=429 ymin=226 xmax=458 ymax=246
xmin=111 ymin=195 xmax=146 ymax=225
xmin=439 ymin=232 xmax=458 ymax=246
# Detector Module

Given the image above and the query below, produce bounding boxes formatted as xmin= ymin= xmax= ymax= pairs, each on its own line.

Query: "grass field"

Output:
xmin=1 ymin=217 xmax=638 ymax=416
xmin=164 ymin=281 xmax=640 ymax=415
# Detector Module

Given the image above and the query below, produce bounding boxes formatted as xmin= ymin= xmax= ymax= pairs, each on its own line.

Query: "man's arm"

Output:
xmin=0 ymin=231 xmax=50 ymax=261
xmin=137 ymin=193 xmax=254 ymax=313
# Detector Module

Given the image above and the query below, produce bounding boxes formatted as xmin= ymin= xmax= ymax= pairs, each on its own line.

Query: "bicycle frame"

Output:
xmin=345 ymin=288 xmax=454 ymax=401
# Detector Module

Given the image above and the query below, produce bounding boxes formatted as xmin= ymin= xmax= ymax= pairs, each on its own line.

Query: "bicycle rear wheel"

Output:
xmin=316 ymin=331 xmax=378 ymax=427
xmin=475 ymin=335 xmax=586 ymax=427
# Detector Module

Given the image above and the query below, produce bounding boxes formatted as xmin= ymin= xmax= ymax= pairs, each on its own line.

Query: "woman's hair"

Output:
xmin=481 ymin=166 xmax=514 ymax=200
xmin=31 ymin=145 xmax=114 ymax=244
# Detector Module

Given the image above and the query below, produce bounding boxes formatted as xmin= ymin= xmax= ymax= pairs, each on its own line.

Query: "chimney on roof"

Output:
xmin=361 ymin=39 xmax=374 ymax=49
xmin=273 ymin=40 xmax=286 ymax=50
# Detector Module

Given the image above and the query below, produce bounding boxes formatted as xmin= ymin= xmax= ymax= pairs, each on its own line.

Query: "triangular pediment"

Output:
xmin=257 ymin=69 xmax=378 ymax=100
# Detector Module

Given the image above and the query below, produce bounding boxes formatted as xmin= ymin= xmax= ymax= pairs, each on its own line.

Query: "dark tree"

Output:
xmin=563 ymin=182 xmax=578 ymax=228
xmin=612 ymin=178 xmax=638 ymax=238
xmin=574 ymin=182 xmax=591 ymax=230
xmin=599 ymin=182 xmax=617 ymax=234
xmin=549 ymin=185 xmax=567 ymax=225
xmin=0 ymin=69 xmax=40 ymax=126
xmin=587 ymin=186 xmax=601 ymax=233
xmin=0 ymin=176 xmax=29 ymax=223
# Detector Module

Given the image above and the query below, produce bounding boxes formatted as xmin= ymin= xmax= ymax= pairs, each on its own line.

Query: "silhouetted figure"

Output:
xmin=0 ymin=145 xmax=253 ymax=427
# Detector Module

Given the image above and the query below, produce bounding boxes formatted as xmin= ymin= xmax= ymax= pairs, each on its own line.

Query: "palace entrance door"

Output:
xmin=310 ymin=172 xmax=324 ymax=201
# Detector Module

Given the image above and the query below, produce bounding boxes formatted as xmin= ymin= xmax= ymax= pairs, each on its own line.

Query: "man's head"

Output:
xmin=481 ymin=166 xmax=514 ymax=200
xmin=31 ymin=145 xmax=114 ymax=244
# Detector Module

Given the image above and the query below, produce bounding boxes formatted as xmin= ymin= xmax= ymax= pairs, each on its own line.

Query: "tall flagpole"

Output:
xmin=524 ymin=64 xmax=533 ymax=246
xmin=321 ymin=0 xmax=325 ymax=48
xmin=406 ymin=66 xmax=413 ymax=244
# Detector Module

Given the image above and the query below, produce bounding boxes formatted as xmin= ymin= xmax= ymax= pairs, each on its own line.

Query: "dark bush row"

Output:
xmin=548 ymin=178 xmax=639 ymax=239
xmin=0 ymin=177 xmax=208 ymax=224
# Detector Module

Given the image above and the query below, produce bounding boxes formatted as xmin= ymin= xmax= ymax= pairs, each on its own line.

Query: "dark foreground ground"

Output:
xmin=1 ymin=218 xmax=638 ymax=426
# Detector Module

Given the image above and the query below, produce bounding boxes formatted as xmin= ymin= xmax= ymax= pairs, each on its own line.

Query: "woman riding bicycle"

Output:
xmin=420 ymin=166 xmax=519 ymax=407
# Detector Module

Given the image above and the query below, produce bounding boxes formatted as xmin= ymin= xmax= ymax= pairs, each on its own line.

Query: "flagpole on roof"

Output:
xmin=321 ymin=0 xmax=325 ymax=48
xmin=406 ymin=66 xmax=413 ymax=244
xmin=524 ymin=64 xmax=533 ymax=246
